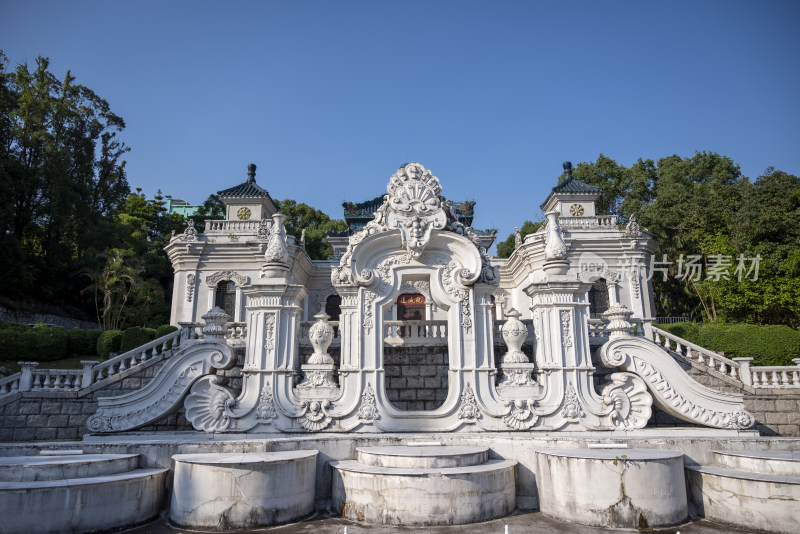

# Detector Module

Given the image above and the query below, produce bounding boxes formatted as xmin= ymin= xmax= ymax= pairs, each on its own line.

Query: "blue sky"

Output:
xmin=3 ymin=1 xmax=799 ymax=251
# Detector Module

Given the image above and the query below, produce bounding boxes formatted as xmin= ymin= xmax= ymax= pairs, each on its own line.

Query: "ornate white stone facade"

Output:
xmin=89 ymin=161 xmax=753 ymax=435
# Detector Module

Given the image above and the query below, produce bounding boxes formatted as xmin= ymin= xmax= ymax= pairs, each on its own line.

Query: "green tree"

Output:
xmin=189 ymin=194 xmax=225 ymax=232
xmin=0 ymin=52 xmax=129 ymax=315
xmin=276 ymin=199 xmax=347 ymax=260
xmin=496 ymin=220 xmax=544 ymax=259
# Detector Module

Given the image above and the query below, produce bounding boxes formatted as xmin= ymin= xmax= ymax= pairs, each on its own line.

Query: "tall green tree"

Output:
xmin=0 ymin=52 xmax=129 ymax=315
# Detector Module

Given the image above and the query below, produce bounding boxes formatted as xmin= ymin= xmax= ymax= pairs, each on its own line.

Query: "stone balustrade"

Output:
xmin=651 ymin=326 xmax=800 ymax=389
xmin=0 ymin=374 xmax=21 ymax=395
xmin=203 ymin=219 xmax=266 ymax=235
xmin=558 ymin=215 xmax=618 ymax=229
xmin=384 ymin=320 xmax=448 ymax=346
xmin=92 ymin=327 xmax=189 ymax=384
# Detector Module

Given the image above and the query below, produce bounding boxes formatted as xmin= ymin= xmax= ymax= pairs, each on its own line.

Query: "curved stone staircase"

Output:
xmin=330 ymin=444 xmax=517 ymax=525
xmin=0 ymin=451 xmax=167 ymax=533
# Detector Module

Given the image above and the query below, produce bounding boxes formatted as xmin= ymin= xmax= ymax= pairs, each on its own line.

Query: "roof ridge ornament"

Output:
xmin=247 ymin=163 xmax=256 ymax=184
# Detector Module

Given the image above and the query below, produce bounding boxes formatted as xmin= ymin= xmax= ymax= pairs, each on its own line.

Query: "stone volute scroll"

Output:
xmin=498 ymin=308 xmax=536 ymax=388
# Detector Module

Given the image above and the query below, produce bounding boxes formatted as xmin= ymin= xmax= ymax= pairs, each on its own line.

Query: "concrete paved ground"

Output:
xmin=124 ymin=511 xmax=764 ymax=534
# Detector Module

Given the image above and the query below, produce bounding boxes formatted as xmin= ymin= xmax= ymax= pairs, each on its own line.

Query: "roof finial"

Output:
xmin=563 ymin=161 xmax=573 ymax=181
xmin=247 ymin=163 xmax=257 ymax=183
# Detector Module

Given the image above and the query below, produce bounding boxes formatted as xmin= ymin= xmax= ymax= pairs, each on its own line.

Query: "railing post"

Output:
xmin=733 ymin=357 xmax=753 ymax=386
xmin=17 ymin=362 xmax=39 ymax=392
xmin=81 ymin=360 xmax=98 ymax=388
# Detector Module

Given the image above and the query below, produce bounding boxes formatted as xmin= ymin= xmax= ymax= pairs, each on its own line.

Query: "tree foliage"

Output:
xmin=498 ymin=152 xmax=800 ymax=326
xmin=275 ymin=199 xmax=347 ymax=260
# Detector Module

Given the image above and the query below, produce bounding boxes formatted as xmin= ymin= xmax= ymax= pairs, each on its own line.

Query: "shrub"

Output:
xmin=28 ymin=325 xmax=68 ymax=361
xmin=67 ymin=328 xmax=89 ymax=357
xmin=85 ymin=329 xmax=103 ymax=357
xmin=154 ymin=324 xmax=179 ymax=352
xmin=119 ymin=326 xmax=155 ymax=354
xmin=0 ymin=328 xmax=28 ymax=361
xmin=97 ymin=330 xmax=123 ymax=359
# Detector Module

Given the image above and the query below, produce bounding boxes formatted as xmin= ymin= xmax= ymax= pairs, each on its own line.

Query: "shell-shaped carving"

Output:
xmin=601 ymin=372 xmax=653 ymax=429
xmin=387 ymin=163 xmax=442 ymax=214
xmin=502 ymin=400 xmax=538 ymax=430
xmin=184 ymin=376 xmax=236 ymax=432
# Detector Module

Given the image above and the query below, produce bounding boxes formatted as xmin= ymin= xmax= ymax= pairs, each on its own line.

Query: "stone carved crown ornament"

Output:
xmin=331 ymin=163 xmax=498 ymax=286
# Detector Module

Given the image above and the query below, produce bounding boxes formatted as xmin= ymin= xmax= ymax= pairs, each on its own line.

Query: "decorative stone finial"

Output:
xmin=264 ymin=213 xmax=289 ymax=263
xmin=501 ymin=308 xmax=529 ymax=364
xmin=603 ymin=305 xmax=634 ymax=338
xmin=307 ymin=308 xmax=334 ymax=364
xmin=201 ymin=307 xmax=231 ymax=339
xmin=247 ymin=163 xmax=257 ymax=183
xmin=563 ymin=161 xmax=573 ymax=181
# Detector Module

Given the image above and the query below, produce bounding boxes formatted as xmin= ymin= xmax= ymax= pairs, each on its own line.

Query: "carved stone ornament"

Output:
xmin=307 ymin=309 xmax=335 ymax=364
xmin=201 ymin=307 xmax=231 ymax=339
xmin=561 ymin=382 xmax=584 ymax=420
xmin=181 ymin=219 xmax=198 ymax=241
xmin=544 ymin=211 xmax=568 ymax=261
xmin=205 ymin=271 xmax=248 ymax=287
xmin=603 ymin=304 xmax=633 ymax=338
xmin=185 ymin=273 xmax=195 ymax=303
xmin=600 ymin=372 xmax=652 ymax=429
xmin=255 ymin=381 xmax=278 ymax=422
xmin=184 ymin=375 xmax=236 ymax=432
xmin=498 ymin=365 xmax=535 ymax=387
xmin=457 ymin=383 xmax=481 ymax=422
xmin=502 ymin=399 xmax=538 ymax=430
xmin=257 ymin=218 xmax=270 ymax=241
xmin=298 ymin=400 xmax=333 ymax=431
xmin=560 ymin=310 xmax=573 ymax=348
xmin=501 ymin=308 xmax=529 ymax=363
xmin=356 ymin=383 xmax=379 ymax=422
xmin=514 ymin=227 xmax=522 ymax=249
xmin=625 ymin=214 xmax=642 ymax=237
xmin=385 ymin=163 xmax=447 ymax=259
xmin=265 ymin=213 xmax=289 ymax=263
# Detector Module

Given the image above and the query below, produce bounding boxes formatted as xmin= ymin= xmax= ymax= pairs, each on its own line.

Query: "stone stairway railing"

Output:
xmin=0 ymin=322 xmax=249 ymax=402
xmin=650 ymin=326 xmax=800 ymax=389
xmin=384 ymin=320 xmax=448 ymax=346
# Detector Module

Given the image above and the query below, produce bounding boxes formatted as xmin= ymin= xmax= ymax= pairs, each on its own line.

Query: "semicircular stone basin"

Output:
xmin=535 ymin=448 xmax=687 ymax=529
xmin=169 ymin=450 xmax=318 ymax=530
xmin=330 ymin=445 xmax=516 ymax=526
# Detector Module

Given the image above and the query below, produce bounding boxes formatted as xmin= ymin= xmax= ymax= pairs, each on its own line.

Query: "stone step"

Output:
xmin=0 ymin=467 xmax=168 ymax=534
xmin=712 ymin=450 xmax=800 ymax=476
xmin=356 ymin=445 xmax=488 ymax=468
xmin=686 ymin=464 xmax=800 ymax=534
xmin=330 ymin=455 xmax=517 ymax=526
xmin=169 ymin=451 xmax=318 ymax=529
xmin=0 ymin=453 xmax=140 ymax=482
xmin=534 ymin=448 xmax=688 ymax=529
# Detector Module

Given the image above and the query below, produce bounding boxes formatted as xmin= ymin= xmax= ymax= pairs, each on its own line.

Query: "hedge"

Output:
xmin=658 ymin=322 xmax=800 ymax=367
xmin=155 ymin=324 xmax=179 ymax=351
xmin=119 ymin=326 xmax=155 ymax=354
xmin=26 ymin=325 xmax=68 ymax=361
xmin=85 ymin=329 xmax=103 ymax=357
xmin=97 ymin=330 xmax=123 ymax=359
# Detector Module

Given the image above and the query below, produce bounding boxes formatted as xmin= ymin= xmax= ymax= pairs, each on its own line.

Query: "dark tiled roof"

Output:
xmin=551 ymin=177 xmax=604 ymax=195
xmin=217 ymin=180 xmax=273 ymax=198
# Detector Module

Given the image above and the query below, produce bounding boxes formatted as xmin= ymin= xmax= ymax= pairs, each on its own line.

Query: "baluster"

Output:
xmin=729 ymin=363 xmax=738 ymax=379
xmin=771 ymin=371 xmax=779 ymax=386
xmin=697 ymin=351 xmax=705 ymax=365
xmin=792 ymin=370 xmax=800 ymax=386
xmin=781 ymin=370 xmax=789 ymax=386
xmin=118 ymin=357 xmax=127 ymax=372
xmin=752 ymin=371 xmax=761 ymax=387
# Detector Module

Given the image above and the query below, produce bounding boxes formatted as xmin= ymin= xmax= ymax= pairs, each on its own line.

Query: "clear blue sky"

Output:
xmin=3 ymin=1 xmax=799 ymax=251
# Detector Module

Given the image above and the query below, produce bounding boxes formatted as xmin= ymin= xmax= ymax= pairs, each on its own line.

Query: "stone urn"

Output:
xmin=308 ymin=309 xmax=334 ymax=365
xmin=501 ymin=308 xmax=529 ymax=363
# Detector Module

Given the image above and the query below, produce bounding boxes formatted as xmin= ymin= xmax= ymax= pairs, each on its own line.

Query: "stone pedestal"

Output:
xmin=535 ymin=448 xmax=687 ymax=528
xmin=169 ymin=451 xmax=318 ymax=529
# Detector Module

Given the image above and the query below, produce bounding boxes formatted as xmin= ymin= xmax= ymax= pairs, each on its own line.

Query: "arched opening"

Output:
xmin=589 ymin=278 xmax=609 ymax=318
xmin=325 ymin=294 xmax=341 ymax=321
xmin=215 ymin=280 xmax=236 ymax=319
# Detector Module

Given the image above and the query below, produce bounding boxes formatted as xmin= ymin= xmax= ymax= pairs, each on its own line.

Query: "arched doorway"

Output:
xmin=588 ymin=279 xmax=609 ymax=318
xmin=215 ymin=280 xmax=236 ymax=319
